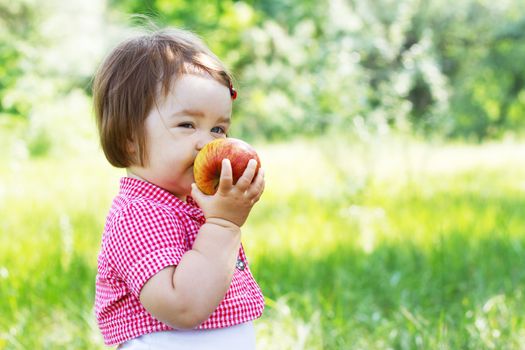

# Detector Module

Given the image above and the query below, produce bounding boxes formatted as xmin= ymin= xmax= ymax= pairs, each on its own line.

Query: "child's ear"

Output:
xmin=126 ymin=139 xmax=138 ymax=162
xmin=126 ymin=139 xmax=136 ymax=154
xmin=127 ymin=140 xmax=135 ymax=153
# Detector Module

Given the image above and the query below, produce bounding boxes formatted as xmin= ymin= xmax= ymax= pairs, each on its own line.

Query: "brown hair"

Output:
xmin=92 ymin=28 xmax=233 ymax=168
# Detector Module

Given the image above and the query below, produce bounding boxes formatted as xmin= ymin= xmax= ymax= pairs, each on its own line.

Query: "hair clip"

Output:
xmin=229 ymin=82 xmax=237 ymax=100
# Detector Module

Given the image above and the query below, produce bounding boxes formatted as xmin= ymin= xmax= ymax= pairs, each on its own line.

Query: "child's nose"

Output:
xmin=195 ymin=133 xmax=214 ymax=151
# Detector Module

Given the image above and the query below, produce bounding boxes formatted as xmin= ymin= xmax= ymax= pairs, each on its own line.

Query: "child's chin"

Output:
xmin=182 ymin=185 xmax=193 ymax=197
xmin=166 ymin=184 xmax=190 ymax=199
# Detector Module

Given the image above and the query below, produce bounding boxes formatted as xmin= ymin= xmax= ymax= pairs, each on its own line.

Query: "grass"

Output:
xmin=1 ymin=136 xmax=525 ymax=349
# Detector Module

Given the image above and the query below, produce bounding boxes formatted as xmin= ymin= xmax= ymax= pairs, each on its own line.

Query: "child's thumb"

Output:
xmin=191 ymin=183 xmax=205 ymax=203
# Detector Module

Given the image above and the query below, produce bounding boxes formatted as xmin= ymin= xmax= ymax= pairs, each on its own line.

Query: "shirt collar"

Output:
xmin=119 ymin=177 xmax=205 ymax=223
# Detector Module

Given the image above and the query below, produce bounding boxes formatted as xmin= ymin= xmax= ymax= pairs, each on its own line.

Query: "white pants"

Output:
xmin=118 ymin=322 xmax=256 ymax=350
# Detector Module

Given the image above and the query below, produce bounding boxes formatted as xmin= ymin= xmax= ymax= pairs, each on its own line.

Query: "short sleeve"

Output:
xmin=104 ymin=201 xmax=187 ymax=298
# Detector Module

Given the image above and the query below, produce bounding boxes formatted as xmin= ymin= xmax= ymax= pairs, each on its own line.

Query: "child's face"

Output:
xmin=127 ymin=73 xmax=232 ymax=199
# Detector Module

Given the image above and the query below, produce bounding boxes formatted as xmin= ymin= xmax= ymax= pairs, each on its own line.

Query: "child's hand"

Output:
xmin=191 ymin=159 xmax=265 ymax=228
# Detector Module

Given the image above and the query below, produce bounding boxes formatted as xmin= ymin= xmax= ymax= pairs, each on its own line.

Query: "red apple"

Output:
xmin=193 ymin=138 xmax=261 ymax=195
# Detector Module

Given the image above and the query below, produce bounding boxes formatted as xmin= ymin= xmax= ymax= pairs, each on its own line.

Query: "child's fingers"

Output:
xmin=217 ymin=159 xmax=233 ymax=193
xmin=235 ymin=159 xmax=258 ymax=190
xmin=190 ymin=183 xmax=205 ymax=205
xmin=246 ymin=167 xmax=265 ymax=199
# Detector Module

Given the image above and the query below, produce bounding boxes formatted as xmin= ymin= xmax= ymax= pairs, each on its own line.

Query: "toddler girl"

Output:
xmin=92 ymin=28 xmax=265 ymax=349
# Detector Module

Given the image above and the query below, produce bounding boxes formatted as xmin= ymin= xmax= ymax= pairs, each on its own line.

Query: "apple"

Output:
xmin=193 ymin=138 xmax=261 ymax=195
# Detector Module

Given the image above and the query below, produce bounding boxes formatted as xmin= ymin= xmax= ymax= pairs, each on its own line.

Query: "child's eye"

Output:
xmin=211 ymin=126 xmax=226 ymax=134
xmin=178 ymin=123 xmax=194 ymax=129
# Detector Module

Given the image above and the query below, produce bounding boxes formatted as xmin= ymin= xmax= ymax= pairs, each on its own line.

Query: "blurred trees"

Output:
xmin=109 ymin=0 xmax=525 ymax=141
xmin=0 ymin=0 xmax=109 ymax=159
xmin=0 ymin=0 xmax=41 ymax=154
xmin=1 ymin=0 xmax=525 ymax=159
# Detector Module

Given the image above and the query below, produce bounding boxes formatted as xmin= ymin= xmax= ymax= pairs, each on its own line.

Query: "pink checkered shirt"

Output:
xmin=95 ymin=177 xmax=264 ymax=345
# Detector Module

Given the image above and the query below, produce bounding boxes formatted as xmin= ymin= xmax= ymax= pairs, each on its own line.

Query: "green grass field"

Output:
xmin=1 ymin=137 xmax=525 ymax=349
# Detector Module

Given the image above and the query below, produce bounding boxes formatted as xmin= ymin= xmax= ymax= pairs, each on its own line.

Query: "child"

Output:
xmin=92 ymin=28 xmax=265 ymax=349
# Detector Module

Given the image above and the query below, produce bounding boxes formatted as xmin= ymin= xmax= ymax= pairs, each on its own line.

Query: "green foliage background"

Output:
xmin=1 ymin=0 xmax=525 ymax=349
xmin=2 ymin=0 xmax=525 ymax=160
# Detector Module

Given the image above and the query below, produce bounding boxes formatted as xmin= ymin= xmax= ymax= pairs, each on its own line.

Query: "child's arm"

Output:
xmin=139 ymin=159 xmax=264 ymax=329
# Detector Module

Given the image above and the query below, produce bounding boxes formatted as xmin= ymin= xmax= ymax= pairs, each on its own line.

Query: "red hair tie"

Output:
xmin=229 ymin=83 xmax=237 ymax=100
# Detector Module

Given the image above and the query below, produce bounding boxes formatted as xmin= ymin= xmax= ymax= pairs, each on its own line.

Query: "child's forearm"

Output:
xmin=173 ymin=220 xmax=241 ymax=320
